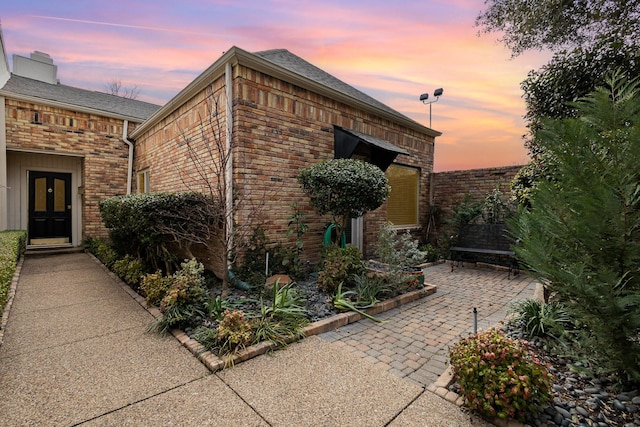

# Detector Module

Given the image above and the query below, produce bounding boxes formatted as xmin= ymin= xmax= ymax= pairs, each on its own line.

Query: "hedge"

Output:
xmin=0 ymin=230 xmax=27 ymax=319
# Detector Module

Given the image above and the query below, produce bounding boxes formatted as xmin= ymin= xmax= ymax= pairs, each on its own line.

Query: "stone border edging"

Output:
xmin=87 ymin=251 xmax=439 ymax=373
xmin=0 ymin=255 xmax=25 ymax=348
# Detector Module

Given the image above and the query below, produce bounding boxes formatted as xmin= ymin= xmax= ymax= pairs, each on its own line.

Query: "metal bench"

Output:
xmin=449 ymin=224 xmax=519 ymax=278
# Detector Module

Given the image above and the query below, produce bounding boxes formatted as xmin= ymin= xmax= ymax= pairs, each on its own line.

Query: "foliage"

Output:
xmin=85 ymin=237 xmax=118 ymax=268
xmin=150 ymin=259 xmax=209 ymax=333
xmin=99 ymin=192 xmax=220 ymax=273
xmin=111 ymin=255 xmax=147 ymax=289
xmin=374 ymin=223 xmax=427 ymax=269
xmin=260 ymin=281 xmax=307 ymax=320
xmin=140 ymin=270 xmax=172 ymax=307
xmin=216 ymin=309 xmax=253 ymax=354
xmin=449 ymin=329 xmax=552 ymax=422
xmin=509 ymin=299 xmax=573 ymax=341
xmin=350 ymin=273 xmax=394 ymax=306
xmin=298 ymin=159 xmax=390 ymax=243
xmin=317 ymin=245 xmax=364 ymax=293
xmin=282 ymin=203 xmax=308 ymax=279
xmin=510 ymin=73 xmax=640 ymax=383
xmin=482 ymin=186 xmax=511 ymax=224
xmin=332 ymin=282 xmax=382 ymax=323
xmin=449 ymin=195 xmax=483 ymax=231
xmin=475 ymin=0 xmax=639 ymax=57
xmin=0 ymin=230 xmax=26 ymax=319
xmin=419 ymin=243 xmax=441 ymax=263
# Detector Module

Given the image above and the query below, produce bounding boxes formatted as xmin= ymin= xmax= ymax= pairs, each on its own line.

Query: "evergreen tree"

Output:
xmin=511 ymin=73 xmax=640 ymax=383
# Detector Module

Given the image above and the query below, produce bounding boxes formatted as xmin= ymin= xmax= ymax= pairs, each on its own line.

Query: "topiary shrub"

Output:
xmin=298 ymin=159 xmax=390 ymax=245
xmin=449 ymin=328 xmax=552 ymax=422
xmin=317 ymin=245 xmax=364 ymax=294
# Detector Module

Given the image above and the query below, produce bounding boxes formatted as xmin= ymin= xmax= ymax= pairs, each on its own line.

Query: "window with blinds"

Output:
xmin=386 ymin=164 xmax=419 ymax=226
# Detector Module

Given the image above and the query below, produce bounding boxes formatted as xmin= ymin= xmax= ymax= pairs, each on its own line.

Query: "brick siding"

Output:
xmin=5 ymin=99 xmax=136 ymax=239
xmin=134 ymin=63 xmax=436 ymax=267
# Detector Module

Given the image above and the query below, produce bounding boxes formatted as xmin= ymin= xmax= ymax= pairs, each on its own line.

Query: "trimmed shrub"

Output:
xmin=449 ymin=328 xmax=552 ymax=422
xmin=0 ymin=230 xmax=27 ymax=318
xmin=99 ymin=192 xmax=220 ymax=272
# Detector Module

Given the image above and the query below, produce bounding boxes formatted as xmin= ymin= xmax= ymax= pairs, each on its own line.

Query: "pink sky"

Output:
xmin=1 ymin=0 xmax=550 ymax=172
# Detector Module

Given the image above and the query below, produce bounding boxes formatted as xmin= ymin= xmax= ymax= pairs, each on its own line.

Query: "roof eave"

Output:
xmin=131 ymin=46 xmax=442 ymax=139
xmin=0 ymin=90 xmax=147 ymax=122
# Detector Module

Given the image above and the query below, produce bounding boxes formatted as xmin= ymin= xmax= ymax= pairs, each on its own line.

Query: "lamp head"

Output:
xmin=433 ymin=88 xmax=444 ymax=97
xmin=419 ymin=93 xmax=429 ymax=102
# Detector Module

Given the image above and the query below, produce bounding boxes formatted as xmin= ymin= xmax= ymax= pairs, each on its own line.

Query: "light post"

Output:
xmin=419 ymin=87 xmax=444 ymax=128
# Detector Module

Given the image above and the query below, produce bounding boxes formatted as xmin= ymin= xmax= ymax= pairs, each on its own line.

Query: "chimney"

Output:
xmin=13 ymin=51 xmax=58 ymax=84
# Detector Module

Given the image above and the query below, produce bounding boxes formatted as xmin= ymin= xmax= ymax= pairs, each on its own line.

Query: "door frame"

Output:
xmin=28 ymin=170 xmax=73 ymax=245
xmin=20 ymin=162 xmax=81 ymax=248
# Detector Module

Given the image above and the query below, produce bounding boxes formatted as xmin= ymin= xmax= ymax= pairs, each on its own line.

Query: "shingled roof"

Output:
xmin=0 ymin=74 xmax=160 ymax=121
xmin=254 ymin=49 xmax=409 ymax=122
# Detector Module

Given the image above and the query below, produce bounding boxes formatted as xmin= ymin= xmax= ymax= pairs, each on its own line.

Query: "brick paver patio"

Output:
xmin=320 ymin=262 xmax=538 ymax=388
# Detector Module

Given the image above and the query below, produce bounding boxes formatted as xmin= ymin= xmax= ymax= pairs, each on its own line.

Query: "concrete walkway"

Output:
xmin=0 ymin=252 xmax=535 ymax=426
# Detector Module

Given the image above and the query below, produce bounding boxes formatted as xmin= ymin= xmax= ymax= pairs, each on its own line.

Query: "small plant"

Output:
xmin=216 ymin=309 xmax=253 ymax=354
xmin=192 ymin=325 xmax=218 ymax=350
xmin=332 ymin=283 xmax=382 ymax=323
xmin=351 ymin=273 xmax=392 ymax=305
xmin=374 ymin=224 xmax=427 ymax=269
xmin=86 ymin=237 xmax=118 ymax=268
xmin=509 ymin=298 xmax=573 ymax=341
xmin=419 ymin=243 xmax=441 ymax=263
xmin=317 ymin=245 xmax=364 ymax=293
xmin=482 ymin=186 xmax=511 ymax=224
xmin=112 ymin=255 xmax=147 ymax=289
xmin=449 ymin=328 xmax=552 ymax=422
xmin=140 ymin=270 xmax=172 ymax=307
xmin=150 ymin=259 xmax=208 ymax=333
xmin=260 ymin=281 xmax=308 ymax=320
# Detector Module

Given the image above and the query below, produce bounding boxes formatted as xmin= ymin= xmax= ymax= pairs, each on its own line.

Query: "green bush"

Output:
xmin=99 ymin=192 xmax=220 ymax=272
xmin=112 ymin=255 xmax=147 ymax=289
xmin=85 ymin=237 xmax=118 ymax=268
xmin=449 ymin=329 xmax=552 ymax=422
xmin=150 ymin=259 xmax=209 ymax=333
xmin=140 ymin=270 xmax=172 ymax=307
xmin=0 ymin=230 xmax=26 ymax=318
xmin=317 ymin=245 xmax=364 ymax=293
xmin=216 ymin=309 xmax=253 ymax=354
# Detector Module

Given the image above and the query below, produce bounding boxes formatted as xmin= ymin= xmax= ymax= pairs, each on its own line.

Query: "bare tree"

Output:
xmin=106 ymin=79 xmax=141 ymax=100
xmin=173 ymin=86 xmax=269 ymax=297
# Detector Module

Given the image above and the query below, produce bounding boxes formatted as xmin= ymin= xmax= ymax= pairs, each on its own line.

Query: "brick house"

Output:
xmin=0 ymin=34 xmax=160 ymax=247
xmin=130 ymin=47 xmax=440 ymax=264
xmin=0 ymin=31 xmax=440 ymax=265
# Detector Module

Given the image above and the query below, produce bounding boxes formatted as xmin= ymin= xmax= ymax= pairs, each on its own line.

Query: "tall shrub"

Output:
xmin=511 ymin=72 xmax=640 ymax=383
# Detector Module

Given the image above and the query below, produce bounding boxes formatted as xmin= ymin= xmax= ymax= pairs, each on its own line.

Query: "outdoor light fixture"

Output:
xmin=419 ymin=87 xmax=444 ymax=128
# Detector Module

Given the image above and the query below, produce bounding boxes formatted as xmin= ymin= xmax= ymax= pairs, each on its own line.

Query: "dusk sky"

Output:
xmin=2 ymin=0 xmax=550 ymax=172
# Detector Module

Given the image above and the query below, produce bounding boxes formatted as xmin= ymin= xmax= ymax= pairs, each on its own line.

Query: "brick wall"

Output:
xmin=5 ymin=98 xmax=135 ymax=239
xmin=133 ymin=63 xmax=436 ymax=267
xmin=429 ymin=165 xmax=522 ymax=241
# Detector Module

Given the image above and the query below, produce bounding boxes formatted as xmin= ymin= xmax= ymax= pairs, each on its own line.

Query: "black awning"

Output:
xmin=333 ymin=126 xmax=409 ymax=171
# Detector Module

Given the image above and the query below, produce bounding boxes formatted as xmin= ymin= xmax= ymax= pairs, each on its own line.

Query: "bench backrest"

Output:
xmin=454 ymin=224 xmax=514 ymax=251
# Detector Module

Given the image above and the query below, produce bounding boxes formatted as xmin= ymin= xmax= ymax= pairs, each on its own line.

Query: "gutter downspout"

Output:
xmin=225 ymin=62 xmax=233 ymax=267
xmin=122 ymin=120 xmax=133 ymax=194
